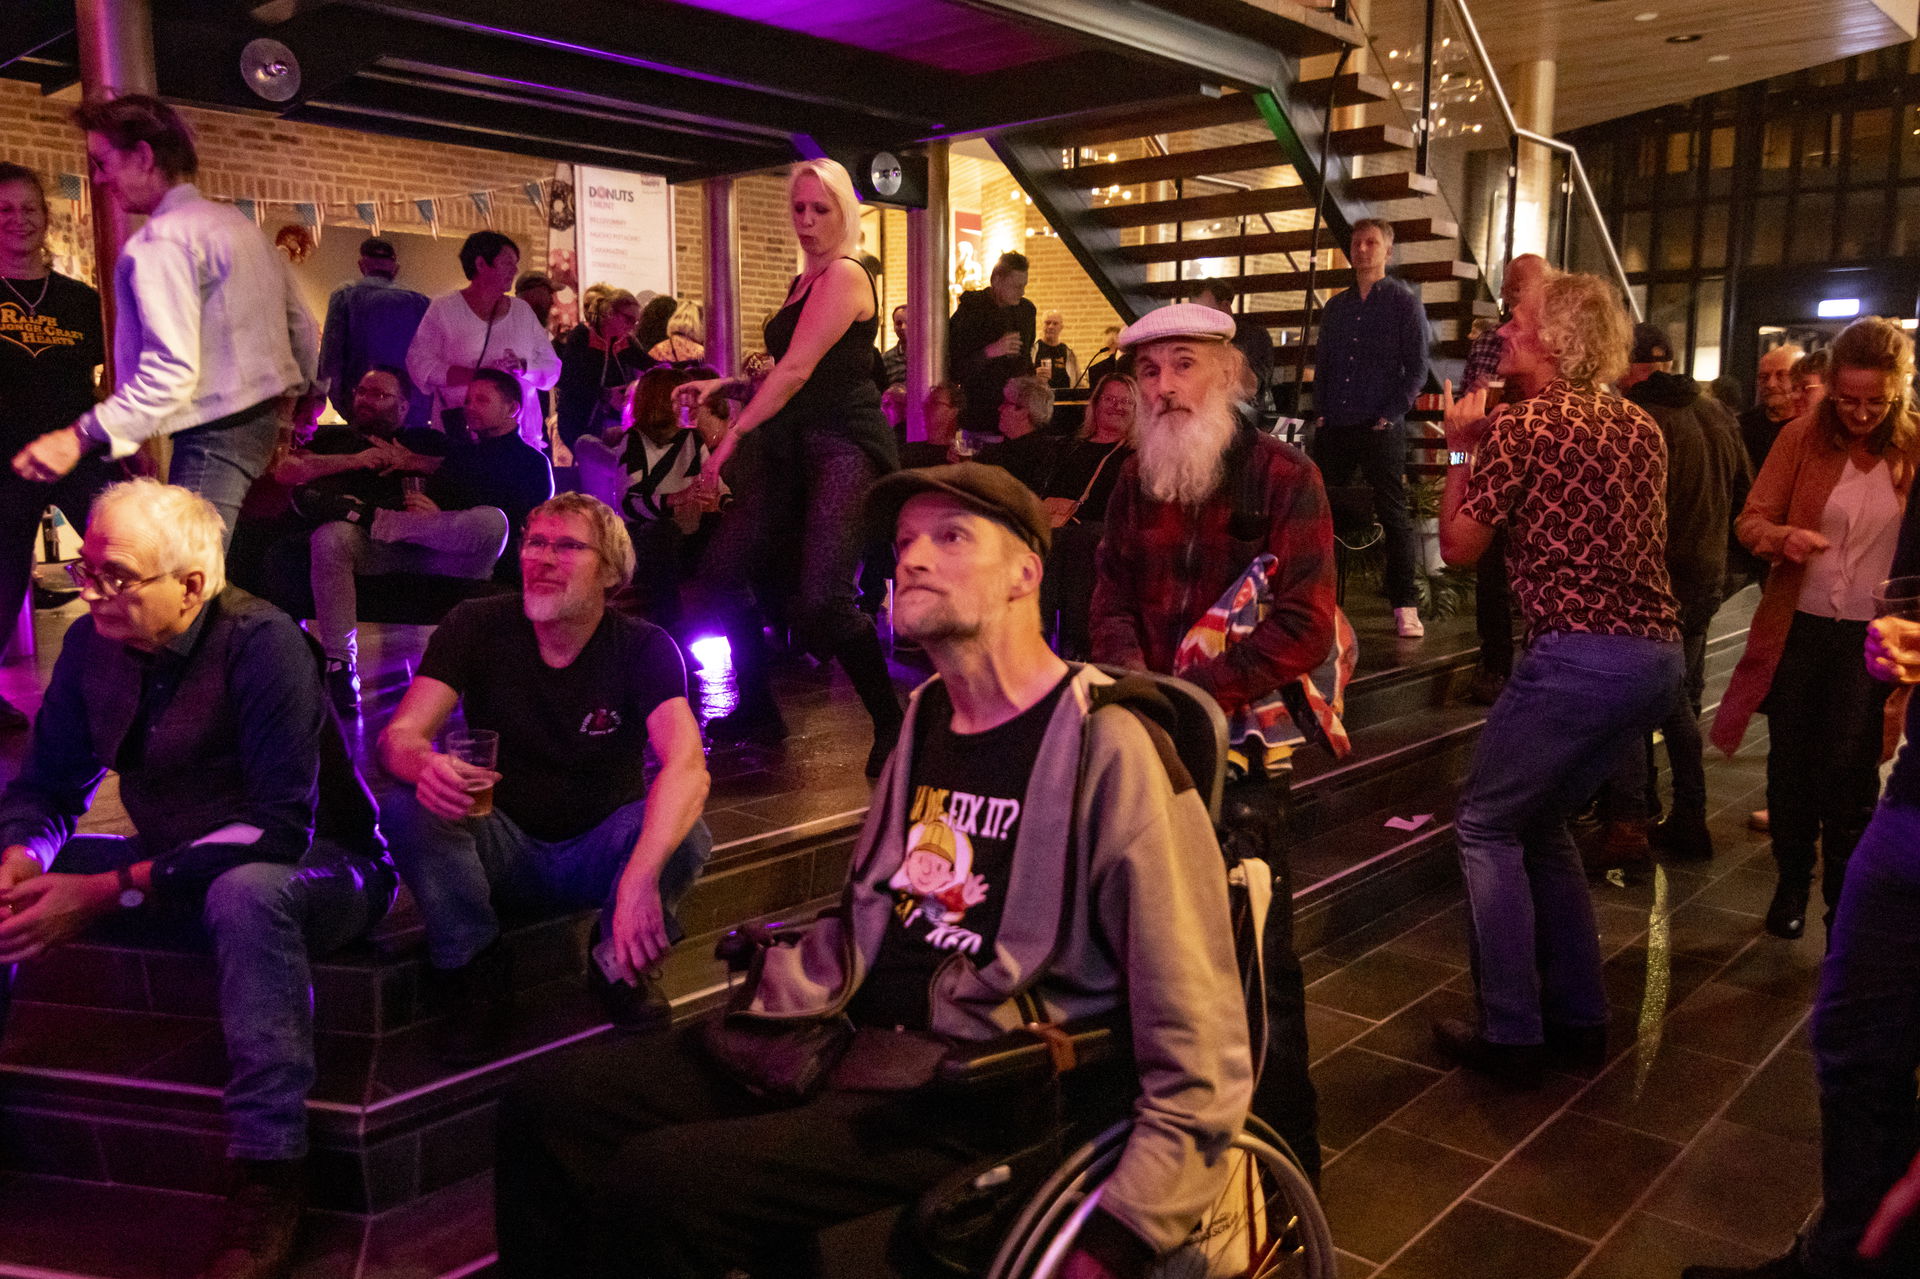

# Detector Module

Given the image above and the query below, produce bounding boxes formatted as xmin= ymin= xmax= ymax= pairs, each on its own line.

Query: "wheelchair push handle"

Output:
xmin=934 ymin=1020 xmax=1121 ymax=1090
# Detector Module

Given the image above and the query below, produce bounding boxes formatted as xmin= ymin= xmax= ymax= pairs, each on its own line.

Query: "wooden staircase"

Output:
xmin=989 ymin=68 xmax=1491 ymax=409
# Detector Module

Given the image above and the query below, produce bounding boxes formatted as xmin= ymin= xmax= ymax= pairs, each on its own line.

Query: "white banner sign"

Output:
xmin=575 ymin=166 xmax=675 ymax=302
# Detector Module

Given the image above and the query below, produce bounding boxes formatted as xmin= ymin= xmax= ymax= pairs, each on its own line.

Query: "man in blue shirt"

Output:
xmin=0 ymin=480 xmax=394 ymax=1279
xmin=1311 ymin=217 xmax=1431 ymax=637
xmin=317 ymin=237 xmax=432 ymax=429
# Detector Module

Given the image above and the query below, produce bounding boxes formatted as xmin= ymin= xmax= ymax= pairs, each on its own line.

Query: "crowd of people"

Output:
xmin=1 ymin=88 xmax=1918 ymax=1279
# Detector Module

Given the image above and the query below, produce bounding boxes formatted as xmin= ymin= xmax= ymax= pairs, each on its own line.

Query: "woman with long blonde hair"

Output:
xmin=679 ymin=158 xmax=901 ymax=773
xmin=1713 ymin=316 xmax=1920 ymax=939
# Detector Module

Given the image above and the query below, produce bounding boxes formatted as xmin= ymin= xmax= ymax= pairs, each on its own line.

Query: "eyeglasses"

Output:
xmin=521 ymin=535 xmax=596 ymax=557
xmin=1833 ymin=396 xmax=1894 ymax=413
xmin=66 ymin=560 xmax=170 ymax=599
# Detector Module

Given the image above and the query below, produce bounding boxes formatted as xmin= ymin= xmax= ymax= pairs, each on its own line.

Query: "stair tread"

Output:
xmin=1331 ymin=123 xmax=1418 ymax=156
xmin=1293 ymin=71 xmax=1394 ymax=104
xmin=1111 ymin=217 xmax=1457 ymax=265
xmin=1085 ymin=184 xmax=1315 ymax=228
xmin=1063 ymin=140 xmax=1290 ymax=188
xmin=1140 ymin=260 xmax=1477 ymax=300
xmin=1050 ymin=92 xmax=1269 ymax=148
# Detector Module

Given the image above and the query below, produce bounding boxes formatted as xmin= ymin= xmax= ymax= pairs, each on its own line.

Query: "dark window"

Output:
xmin=1840 ymin=189 xmax=1889 ymax=260
xmin=1852 ymin=108 xmax=1894 ymax=184
xmin=1748 ymin=196 xmax=1787 ymax=266
xmin=1799 ymin=113 xmax=1842 ymax=188
xmin=1665 ymin=130 xmax=1696 ymax=175
xmin=1621 ymin=209 xmax=1652 ymax=274
xmin=1893 ymin=185 xmax=1920 ymax=256
xmin=1792 ymin=192 xmax=1835 ymax=260
xmin=1697 ymin=203 xmax=1729 ymax=268
xmin=1658 ymin=205 xmax=1698 ymax=270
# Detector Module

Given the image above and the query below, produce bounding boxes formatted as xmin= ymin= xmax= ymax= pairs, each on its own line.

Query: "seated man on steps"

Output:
xmin=377 ymin=493 xmax=711 ymax=1064
xmin=299 ymin=362 xmax=552 ymax=710
xmin=1089 ymin=301 xmax=1337 ymax=1180
xmin=494 ymin=463 xmax=1253 ymax=1279
xmin=0 ymin=479 xmax=395 ymax=1279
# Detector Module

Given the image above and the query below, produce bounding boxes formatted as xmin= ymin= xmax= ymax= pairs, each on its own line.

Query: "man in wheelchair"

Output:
xmin=496 ymin=463 xmax=1256 ymax=1278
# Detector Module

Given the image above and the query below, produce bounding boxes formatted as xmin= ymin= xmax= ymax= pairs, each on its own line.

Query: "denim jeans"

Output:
xmin=382 ymin=790 xmax=713 ymax=970
xmin=1311 ymin=419 xmax=1416 ymax=609
xmin=308 ymin=506 xmax=508 ymax=663
xmin=43 ymin=835 xmax=395 ymax=1160
xmin=1603 ymin=597 xmax=1718 ymax=823
xmin=1802 ymin=801 xmax=1920 ymax=1279
xmin=168 ymin=398 xmax=285 ymax=547
xmin=1455 ymin=630 xmax=1683 ymax=1044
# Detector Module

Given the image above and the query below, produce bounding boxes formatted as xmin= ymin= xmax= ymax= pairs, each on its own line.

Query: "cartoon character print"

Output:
xmin=889 ymin=815 xmax=991 ymax=956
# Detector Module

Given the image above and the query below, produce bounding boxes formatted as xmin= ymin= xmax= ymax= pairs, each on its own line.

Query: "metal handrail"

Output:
xmin=1440 ymin=0 xmax=1641 ymax=317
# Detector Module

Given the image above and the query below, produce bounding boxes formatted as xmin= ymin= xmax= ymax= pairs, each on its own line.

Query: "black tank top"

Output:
xmin=761 ymin=258 xmax=897 ymax=472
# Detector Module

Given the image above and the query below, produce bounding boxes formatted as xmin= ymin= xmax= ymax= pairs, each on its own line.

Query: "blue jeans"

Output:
xmin=168 ymin=398 xmax=285 ymax=547
xmin=1802 ymin=801 xmax=1920 ymax=1278
xmin=382 ymin=791 xmax=713 ymax=970
xmin=1455 ymin=630 xmax=1683 ymax=1044
xmin=44 ymin=835 xmax=396 ymax=1160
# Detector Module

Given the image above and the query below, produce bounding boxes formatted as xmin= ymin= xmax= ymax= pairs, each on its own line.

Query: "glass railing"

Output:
xmin=1342 ymin=0 xmax=1639 ymax=315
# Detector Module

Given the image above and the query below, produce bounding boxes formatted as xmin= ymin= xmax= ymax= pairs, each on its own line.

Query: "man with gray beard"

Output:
xmin=1091 ymin=302 xmax=1337 ymax=1178
xmin=378 ymin=493 xmax=712 ymax=1063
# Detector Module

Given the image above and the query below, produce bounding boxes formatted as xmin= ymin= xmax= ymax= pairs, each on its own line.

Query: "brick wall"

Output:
xmin=0 ymin=80 xmax=550 ymax=288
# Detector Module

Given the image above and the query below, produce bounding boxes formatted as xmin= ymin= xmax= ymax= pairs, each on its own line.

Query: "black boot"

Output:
xmin=197 ymin=1157 xmax=306 ymax=1279
xmin=1765 ymin=878 xmax=1810 ymax=940
xmin=431 ymin=939 xmax=514 ymax=1066
xmin=1651 ymin=808 xmax=1715 ymax=860
xmin=1433 ymin=1018 xmax=1546 ymax=1088
xmin=834 ymin=626 xmax=904 ymax=778
xmin=705 ymin=616 xmax=787 ymax=744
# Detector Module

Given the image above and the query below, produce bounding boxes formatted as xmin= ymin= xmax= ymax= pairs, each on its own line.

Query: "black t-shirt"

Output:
xmin=0 ymin=272 xmax=104 ymax=455
xmin=430 ymin=430 xmax=554 ymax=534
xmin=1043 ymin=439 xmax=1133 ymax=523
xmin=849 ymin=672 xmax=1073 ymax=1031
xmin=417 ymin=596 xmax=689 ymax=841
xmin=301 ymin=425 xmax=450 ymax=510
xmin=1034 ymin=340 xmax=1073 ymax=390
xmin=978 ymin=432 xmax=1063 ymax=495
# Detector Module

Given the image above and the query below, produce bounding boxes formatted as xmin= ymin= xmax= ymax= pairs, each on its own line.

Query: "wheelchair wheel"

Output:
xmin=985 ymin=1117 xmax=1335 ymax=1279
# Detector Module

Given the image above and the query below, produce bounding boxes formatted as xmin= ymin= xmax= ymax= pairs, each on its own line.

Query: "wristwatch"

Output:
xmin=116 ymin=864 xmax=146 ymax=910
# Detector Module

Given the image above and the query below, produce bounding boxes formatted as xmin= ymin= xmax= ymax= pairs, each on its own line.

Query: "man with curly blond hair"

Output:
xmin=1430 ymin=272 xmax=1684 ymax=1085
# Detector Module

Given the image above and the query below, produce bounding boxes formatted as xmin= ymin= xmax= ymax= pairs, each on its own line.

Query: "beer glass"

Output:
xmin=446 ymin=729 xmax=500 ymax=816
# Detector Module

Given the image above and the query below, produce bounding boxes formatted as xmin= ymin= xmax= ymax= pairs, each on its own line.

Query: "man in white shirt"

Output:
xmin=406 ymin=231 xmax=561 ymax=450
xmin=12 ymin=95 xmax=319 ymax=545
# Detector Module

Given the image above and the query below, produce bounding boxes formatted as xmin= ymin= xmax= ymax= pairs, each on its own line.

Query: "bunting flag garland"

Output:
xmin=355 ymin=201 xmax=380 ymax=235
xmin=56 ymin=172 xmax=85 ymax=201
xmin=295 ymin=201 xmax=323 ymax=244
xmin=415 ymin=197 xmax=439 ymax=238
xmin=234 ymin=198 xmax=260 ymax=226
xmin=522 ymin=180 xmax=545 ymax=212
xmin=469 ymin=190 xmax=493 ymax=227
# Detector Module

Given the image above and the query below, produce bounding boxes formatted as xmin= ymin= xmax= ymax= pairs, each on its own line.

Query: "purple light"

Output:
xmin=689 ymin=635 xmax=733 ymax=672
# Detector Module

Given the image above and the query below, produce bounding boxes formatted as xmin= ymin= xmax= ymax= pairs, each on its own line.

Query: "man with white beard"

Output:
xmin=1091 ymin=301 xmax=1337 ymax=1179
xmin=378 ymin=493 xmax=712 ymax=1063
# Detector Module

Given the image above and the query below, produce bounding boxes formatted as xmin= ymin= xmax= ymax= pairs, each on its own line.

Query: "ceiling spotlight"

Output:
xmin=1634 ymin=10 xmax=1659 ymax=19
xmin=239 ymin=37 xmax=300 ymax=102
xmin=1708 ymin=53 xmax=1731 ymax=62
xmin=1666 ymin=32 xmax=1703 ymax=42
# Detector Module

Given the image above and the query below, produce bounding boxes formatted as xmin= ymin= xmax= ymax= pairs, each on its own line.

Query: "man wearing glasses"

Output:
xmin=0 ymin=479 xmax=395 ymax=1279
xmin=377 ymin=493 xmax=711 ymax=1064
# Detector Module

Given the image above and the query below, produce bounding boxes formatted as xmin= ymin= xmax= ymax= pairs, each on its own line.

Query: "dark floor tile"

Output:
xmin=735 ymin=777 xmax=876 ymax=826
xmin=1476 ymin=1112 xmax=1681 ymax=1240
xmin=1715 ymin=931 xmax=1826 ymax=1004
xmin=1310 ymin=1046 xmax=1446 ymax=1149
xmin=1376 ymin=1199 xmax=1591 ymax=1279
xmin=702 ymin=805 xmax=781 ymax=848
xmin=1725 ymin=1049 xmax=1821 ymax=1146
xmin=1321 ymin=1126 xmax=1490 ymax=1263
xmin=1383 ymin=903 xmax=1471 ymax=966
xmin=1663 ymin=982 xmax=1810 ymax=1066
xmin=1640 ymin=1119 xmax=1822 ymax=1255
xmin=1352 ymin=986 xmax=1478 ymax=1071
xmin=1336 ymin=1249 xmax=1378 ymax=1279
xmin=1573 ymin=1042 xmax=1752 ymax=1143
xmin=359 ymin=1171 xmax=496 ymax=1278
xmin=1691 ymin=866 xmax=1779 ymax=918
xmin=1665 ymin=902 xmax=1766 ymax=963
xmin=1306 ymin=949 xmax=1462 ymax=1022
xmin=1389 ymin=1067 xmax=1584 ymax=1161
xmin=1312 ymin=894 xmax=1460 ymax=965
xmin=1601 ymin=945 xmax=1724 ymax=1019
xmin=1588 ymin=866 xmax=1715 ymax=915
xmin=1305 ymin=1002 xmax=1375 ymax=1066
xmin=1577 ymin=1210 xmax=1768 ymax=1279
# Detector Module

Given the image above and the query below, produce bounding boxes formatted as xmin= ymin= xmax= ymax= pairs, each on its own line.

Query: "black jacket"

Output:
xmin=1627 ymin=372 xmax=1752 ymax=616
xmin=947 ymin=289 xmax=1036 ymax=434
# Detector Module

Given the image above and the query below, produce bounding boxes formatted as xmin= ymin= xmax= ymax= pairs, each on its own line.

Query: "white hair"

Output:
xmin=91 ymin=478 xmax=228 ymax=596
xmin=787 ymin=158 xmax=864 ymax=259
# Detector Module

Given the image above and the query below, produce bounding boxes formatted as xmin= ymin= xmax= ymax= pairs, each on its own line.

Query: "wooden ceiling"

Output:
xmin=1361 ymin=0 xmax=1919 ymax=130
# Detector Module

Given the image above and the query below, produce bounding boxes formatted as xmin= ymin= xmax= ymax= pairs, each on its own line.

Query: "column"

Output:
xmin=702 ymin=176 xmax=740 ymax=377
xmin=1509 ymin=59 xmax=1556 ymax=260
xmin=905 ymin=140 xmax=949 ymax=445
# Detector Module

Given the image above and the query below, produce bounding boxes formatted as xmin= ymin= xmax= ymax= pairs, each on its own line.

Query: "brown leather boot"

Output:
xmin=197 ymin=1157 xmax=305 ymax=1279
xmin=1586 ymin=819 xmax=1652 ymax=874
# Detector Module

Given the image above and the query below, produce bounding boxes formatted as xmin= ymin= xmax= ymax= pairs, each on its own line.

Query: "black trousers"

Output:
xmin=0 ymin=460 xmax=116 ymax=646
xmin=1222 ymin=774 xmax=1321 ymax=1183
xmin=1763 ymin=611 xmax=1895 ymax=922
xmin=1311 ymin=421 xmax=1416 ymax=610
xmin=496 ymin=1023 xmax=1063 ymax=1279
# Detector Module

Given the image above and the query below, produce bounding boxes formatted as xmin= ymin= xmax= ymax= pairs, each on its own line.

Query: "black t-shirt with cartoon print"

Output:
xmin=418 ymin=595 xmax=689 ymax=842
xmin=849 ymin=672 xmax=1072 ymax=1031
xmin=0 ymin=272 xmax=104 ymax=456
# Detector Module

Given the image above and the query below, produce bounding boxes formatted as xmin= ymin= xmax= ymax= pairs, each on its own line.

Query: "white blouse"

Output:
xmin=1798 ymin=457 xmax=1903 ymax=621
xmin=405 ymin=291 xmax=560 ymax=447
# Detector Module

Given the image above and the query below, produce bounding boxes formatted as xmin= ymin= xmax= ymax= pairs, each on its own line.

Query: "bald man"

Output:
xmin=1739 ymin=344 xmax=1804 ymax=475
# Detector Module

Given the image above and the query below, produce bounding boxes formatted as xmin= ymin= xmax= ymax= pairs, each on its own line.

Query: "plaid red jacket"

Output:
xmin=1090 ymin=432 xmax=1338 ymax=716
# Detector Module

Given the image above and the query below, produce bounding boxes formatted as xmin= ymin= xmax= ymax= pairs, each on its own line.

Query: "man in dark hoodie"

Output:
xmin=1600 ymin=324 xmax=1752 ymax=863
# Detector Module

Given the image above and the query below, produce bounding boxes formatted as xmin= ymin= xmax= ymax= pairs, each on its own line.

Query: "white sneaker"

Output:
xmin=1394 ymin=606 xmax=1425 ymax=638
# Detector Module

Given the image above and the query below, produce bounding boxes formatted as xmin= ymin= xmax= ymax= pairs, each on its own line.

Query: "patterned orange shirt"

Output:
xmin=1461 ymin=379 xmax=1681 ymax=642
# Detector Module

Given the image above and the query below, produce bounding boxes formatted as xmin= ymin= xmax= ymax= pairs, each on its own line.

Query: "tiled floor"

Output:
xmin=1306 ymin=727 xmax=1827 ymax=1279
